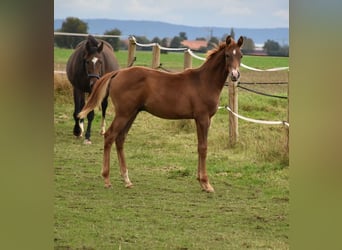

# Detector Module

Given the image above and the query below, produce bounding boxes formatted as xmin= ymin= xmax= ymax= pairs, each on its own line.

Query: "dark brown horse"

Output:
xmin=79 ymin=36 xmax=243 ymax=192
xmin=66 ymin=35 xmax=119 ymax=144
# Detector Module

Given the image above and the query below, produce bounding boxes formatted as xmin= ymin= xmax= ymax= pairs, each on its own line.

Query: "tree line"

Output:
xmin=55 ymin=17 xmax=288 ymax=56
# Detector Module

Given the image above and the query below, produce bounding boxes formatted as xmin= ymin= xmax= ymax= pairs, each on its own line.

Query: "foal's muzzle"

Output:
xmin=230 ymin=69 xmax=240 ymax=82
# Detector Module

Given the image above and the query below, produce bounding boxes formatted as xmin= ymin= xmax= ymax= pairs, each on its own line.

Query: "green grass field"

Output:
xmin=54 ymin=47 xmax=289 ymax=249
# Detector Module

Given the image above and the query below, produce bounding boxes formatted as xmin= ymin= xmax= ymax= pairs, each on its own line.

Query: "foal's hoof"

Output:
xmin=204 ymin=186 xmax=215 ymax=193
xmin=104 ymin=183 xmax=112 ymax=188
xmin=84 ymin=139 xmax=92 ymax=145
xmin=200 ymin=182 xmax=215 ymax=193
xmin=125 ymin=182 xmax=133 ymax=188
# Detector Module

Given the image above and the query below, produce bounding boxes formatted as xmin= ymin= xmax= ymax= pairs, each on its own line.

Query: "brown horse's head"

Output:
xmin=224 ymin=36 xmax=244 ymax=82
xmin=84 ymin=35 xmax=104 ymax=88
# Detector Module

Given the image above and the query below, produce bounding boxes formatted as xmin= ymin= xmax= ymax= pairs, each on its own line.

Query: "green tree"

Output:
xmin=242 ymin=36 xmax=255 ymax=52
xmin=179 ymin=32 xmax=187 ymax=41
xmin=207 ymin=36 xmax=219 ymax=50
xmin=55 ymin=17 xmax=88 ymax=48
xmin=102 ymin=28 xmax=121 ymax=51
xmin=160 ymin=37 xmax=169 ymax=47
xmin=151 ymin=37 xmax=161 ymax=44
xmin=230 ymin=28 xmax=235 ymax=40
xmin=263 ymin=39 xmax=281 ymax=55
xmin=160 ymin=37 xmax=169 ymax=54
xmin=170 ymin=36 xmax=182 ymax=48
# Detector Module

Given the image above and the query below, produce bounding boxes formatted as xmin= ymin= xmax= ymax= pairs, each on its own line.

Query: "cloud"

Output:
xmin=273 ymin=9 xmax=289 ymax=20
xmin=219 ymin=6 xmax=253 ymax=17
xmin=54 ymin=0 xmax=289 ymax=28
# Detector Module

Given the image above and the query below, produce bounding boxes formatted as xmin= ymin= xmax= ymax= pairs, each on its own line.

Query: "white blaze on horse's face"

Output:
xmin=91 ymin=57 xmax=99 ymax=65
xmin=226 ymin=48 xmax=242 ymax=82
xmin=86 ymin=56 xmax=101 ymax=88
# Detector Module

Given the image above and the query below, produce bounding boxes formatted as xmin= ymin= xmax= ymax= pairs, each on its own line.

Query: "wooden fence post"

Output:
xmin=184 ymin=50 xmax=192 ymax=70
xmin=152 ymin=44 xmax=160 ymax=69
xmin=228 ymin=81 xmax=239 ymax=146
xmin=127 ymin=37 xmax=136 ymax=67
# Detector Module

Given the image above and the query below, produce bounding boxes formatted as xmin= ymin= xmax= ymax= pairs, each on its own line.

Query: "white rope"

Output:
xmin=135 ymin=41 xmax=158 ymax=47
xmin=240 ymin=63 xmax=289 ymax=72
xmin=158 ymin=45 xmax=188 ymax=51
xmin=219 ymin=106 xmax=289 ymax=127
xmin=185 ymin=50 xmax=289 ymax=72
xmin=54 ymin=70 xmax=66 ymax=74
xmin=131 ymin=36 xmax=188 ymax=51
xmin=187 ymin=49 xmax=206 ymax=61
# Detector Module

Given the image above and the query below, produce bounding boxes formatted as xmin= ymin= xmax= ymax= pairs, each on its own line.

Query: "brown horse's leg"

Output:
xmin=72 ymin=88 xmax=85 ymax=137
xmin=99 ymin=96 xmax=108 ymax=135
xmin=195 ymin=117 xmax=214 ymax=192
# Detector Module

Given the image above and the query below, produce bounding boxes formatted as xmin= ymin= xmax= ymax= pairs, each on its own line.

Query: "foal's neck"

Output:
xmin=199 ymin=49 xmax=228 ymax=91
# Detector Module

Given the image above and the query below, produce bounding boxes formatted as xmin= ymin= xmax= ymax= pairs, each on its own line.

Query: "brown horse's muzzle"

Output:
xmin=88 ymin=74 xmax=100 ymax=89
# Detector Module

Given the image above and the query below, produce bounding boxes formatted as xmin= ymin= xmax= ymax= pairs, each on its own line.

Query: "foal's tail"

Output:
xmin=78 ymin=71 xmax=118 ymax=119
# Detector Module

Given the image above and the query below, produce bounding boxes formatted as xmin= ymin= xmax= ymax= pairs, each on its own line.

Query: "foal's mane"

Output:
xmin=206 ymin=43 xmax=226 ymax=60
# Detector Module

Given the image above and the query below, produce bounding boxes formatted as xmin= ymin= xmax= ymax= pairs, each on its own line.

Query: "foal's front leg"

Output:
xmin=115 ymin=113 xmax=137 ymax=188
xmin=102 ymin=115 xmax=135 ymax=188
xmin=195 ymin=117 xmax=214 ymax=192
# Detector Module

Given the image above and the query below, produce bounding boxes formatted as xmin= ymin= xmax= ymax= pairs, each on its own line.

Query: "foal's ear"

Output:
xmin=237 ymin=36 xmax=244 ymax=47
xmin=97 ymin=42 xmax=104 ymax=53
xmin=226 ymin=35 xmax=232 ymax=46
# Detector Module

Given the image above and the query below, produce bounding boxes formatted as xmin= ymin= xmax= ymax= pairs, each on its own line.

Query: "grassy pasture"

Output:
xmin=54 ymin=48 xmax=289 ymax=249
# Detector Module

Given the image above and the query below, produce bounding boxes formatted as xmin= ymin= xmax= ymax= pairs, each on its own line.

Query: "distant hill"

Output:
xmin=54 ymin=19 xmax=288 ymax=46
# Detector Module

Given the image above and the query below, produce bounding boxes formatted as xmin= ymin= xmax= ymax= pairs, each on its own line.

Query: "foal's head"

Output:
xmin=84 ymin=35 xmax=104 ymax=88
xmin=224 ymin=36 xmax=244 ymax=82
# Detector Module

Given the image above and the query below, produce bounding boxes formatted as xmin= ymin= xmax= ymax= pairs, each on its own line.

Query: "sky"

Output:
xmin=54 ymin=0 xmax=288 ymax=29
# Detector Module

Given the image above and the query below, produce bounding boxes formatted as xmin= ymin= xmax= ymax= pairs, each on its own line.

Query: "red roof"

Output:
xmin=181 ymin=40 xmax=208 ymax=50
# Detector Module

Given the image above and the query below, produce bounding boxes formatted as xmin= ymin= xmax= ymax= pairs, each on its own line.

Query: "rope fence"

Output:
xmin=237 ymin=84 xmax=288 ymax=99
xmin=218 ymin=105 xmax=289 ymax=127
